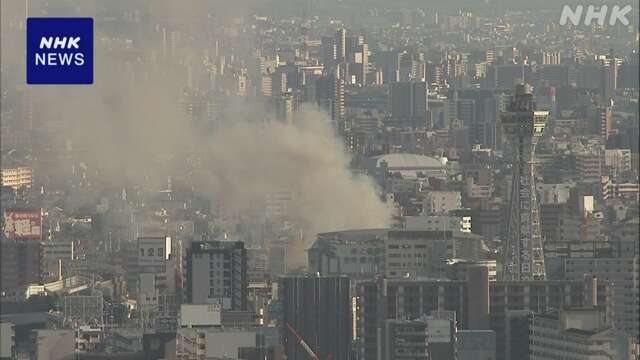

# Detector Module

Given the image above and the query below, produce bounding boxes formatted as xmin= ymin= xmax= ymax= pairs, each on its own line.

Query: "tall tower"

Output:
xmin=502 ymin=84 xmax=548 ymax=281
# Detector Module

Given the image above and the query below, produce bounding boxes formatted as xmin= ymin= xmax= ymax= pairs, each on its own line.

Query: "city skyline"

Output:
xmin=0 ymin=0 xmax=638 ymax=359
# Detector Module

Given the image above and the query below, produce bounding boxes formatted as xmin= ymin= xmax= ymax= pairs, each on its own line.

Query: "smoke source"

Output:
xmin=199 ymin=107 xmax=393 ymax=236
xmin=1 ymin=0 xmax=393 ymax=268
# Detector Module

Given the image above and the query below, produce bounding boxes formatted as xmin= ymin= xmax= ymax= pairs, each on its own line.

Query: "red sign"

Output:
xmin=3 ymin=209 xmax=42 ymax=240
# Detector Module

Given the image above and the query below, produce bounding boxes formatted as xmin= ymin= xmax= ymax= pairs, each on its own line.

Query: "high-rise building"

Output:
xmin=332 ymin=71 xmax=346 ymax=124
xmin=456 ymin=330 xmax=496 ymax=360
xmin=564 ymin=257 xmax=640 ymax=340
xmin=399 ymin=52 xmax=427 ymax=82
xmin=280 ymin=275 xmax=351 ymax=360
xmin=356 ymin=277 xmax=609 ymax=360
xmin=271 ymin=71 xmax=287 ymax=97
xmin=618 ymin=56 xmax=639 ymax=89
xmin=529 ymin=307 xmax=637 ymax=360
xmin=485 ymin=64 xmax=531 ymax=89
xmin=597 ymin=105 xmax=614 ymax=139
xmin=321 ymin=36 xmax=337 ymax=66
xmin=357 ymin=278 xmax=466 ymax=360
xmin=382 ymin=315 xmax=456 ymax=360
xmin=308 ymin=229 xmax=386 ymax=278
xmin=0 ymin=239 xmax=40 ymax=299
xmin=389 ymin=81 xmax=428 ymax=128
xmin=335 ymin=28 xmax=347 ymax=64
xmin=376 ymin=51 xmax=402 ymax=84
xmin=345 ymin=35 xmax=369 ymax=85
xmin=185 ymin=241 xmax=247 ymax=310
xmin=467 ymin=265 xmax=490 ymax=330
xmin=601 ymin=58 xmax=618 ymax=103
xmin=502 ymin=84 xmax=548 ymax=281
xmin=604 ymin=149 xmax=632 ymax=177
xmin=504 ymin=310 xmax=532 ymax=360
xmin=490 ymin=278 xmax=612 ymax=360
xmin=575 ymin=150 xmax=603 ymax=183
xmin=384 ymin=230 xmax=484 ymax=278
xmin=274 ymin=90 xmax=296 ymax=124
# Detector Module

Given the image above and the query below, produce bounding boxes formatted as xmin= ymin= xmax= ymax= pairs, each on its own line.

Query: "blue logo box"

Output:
xmin=26 ymin=17 xmax=93 ymax=85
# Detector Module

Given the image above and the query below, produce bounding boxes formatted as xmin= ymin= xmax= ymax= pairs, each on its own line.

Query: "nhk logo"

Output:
xmin=36 ymin=37 xmax=85 ymax=66
xmin=559 ymin=4 xmax=633 ymax=26
xmin=27 ymin=18 xmax=93 ymax=84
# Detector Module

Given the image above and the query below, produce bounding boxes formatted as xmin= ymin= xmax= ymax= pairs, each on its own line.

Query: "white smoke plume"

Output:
xmin=1 ymin=0 xmax=393 ymax=268
xmin=198 ymin=107 xmax=393 ymax=234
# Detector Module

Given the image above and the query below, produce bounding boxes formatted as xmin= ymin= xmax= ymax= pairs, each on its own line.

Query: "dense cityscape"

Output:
xmin=0 ymin=0 xmax=638 ymax=359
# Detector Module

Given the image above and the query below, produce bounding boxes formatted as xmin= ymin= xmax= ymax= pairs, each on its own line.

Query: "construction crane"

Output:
xmin=285 ymin=322 xmax=332 ymax=360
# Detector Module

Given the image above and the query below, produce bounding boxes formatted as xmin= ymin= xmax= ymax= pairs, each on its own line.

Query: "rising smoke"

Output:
xmin=199 ymin=107 xmax=393 ymax=233
xmin=1 ymin=0 xmax=393 ymax=268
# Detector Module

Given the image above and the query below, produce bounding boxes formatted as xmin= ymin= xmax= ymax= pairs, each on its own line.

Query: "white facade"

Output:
xmin=138 ymin=236 xmax=171 ymax=267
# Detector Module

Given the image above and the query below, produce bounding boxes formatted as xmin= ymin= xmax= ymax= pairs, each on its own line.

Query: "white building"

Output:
xmin=371 ymin=153 xmax=449 ymax=180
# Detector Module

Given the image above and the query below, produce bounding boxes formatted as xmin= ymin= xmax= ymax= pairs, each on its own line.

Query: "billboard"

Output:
xmin=3 ymin=209 xmax=42 ymax=240
xmin=137 ymin=236 xmax=171 ymax=267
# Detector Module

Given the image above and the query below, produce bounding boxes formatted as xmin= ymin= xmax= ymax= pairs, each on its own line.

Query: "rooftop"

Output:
xmin=373 ymin=153 xmax=445 ymax=169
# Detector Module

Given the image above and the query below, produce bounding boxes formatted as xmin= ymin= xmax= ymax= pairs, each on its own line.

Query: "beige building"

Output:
xmin=384 ymin=229 xmax=484 ymax=278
